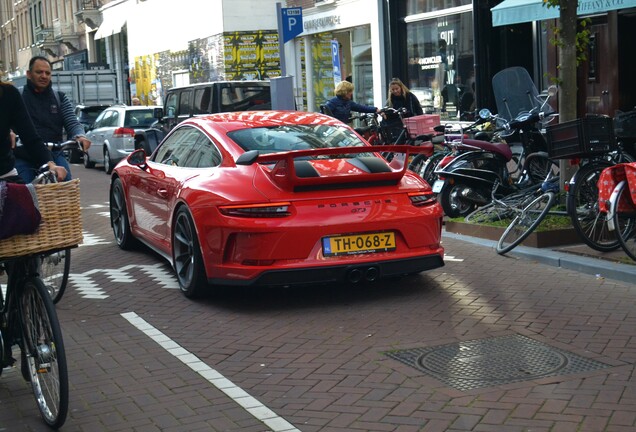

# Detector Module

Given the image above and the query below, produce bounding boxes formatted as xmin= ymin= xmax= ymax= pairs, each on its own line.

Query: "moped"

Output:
xmin=432 ymin=68 xmax=558 ymax=217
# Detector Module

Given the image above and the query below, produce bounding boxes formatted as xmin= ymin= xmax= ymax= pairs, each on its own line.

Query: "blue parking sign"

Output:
xmin=282 ymin=7 xmax=303 ymax=43
xmin=332 ymin=40 xmax=342 ymax=85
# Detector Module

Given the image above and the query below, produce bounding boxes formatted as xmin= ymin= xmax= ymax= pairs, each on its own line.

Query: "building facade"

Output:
xmin=284 ymin=0 xmax=386 ymax=112
xmin=2 ymin=0 xmax=635 ymax=119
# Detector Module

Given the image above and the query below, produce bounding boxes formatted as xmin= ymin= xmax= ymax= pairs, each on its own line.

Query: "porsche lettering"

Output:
xmin=317 ymin=199 xmax=392 ymax=209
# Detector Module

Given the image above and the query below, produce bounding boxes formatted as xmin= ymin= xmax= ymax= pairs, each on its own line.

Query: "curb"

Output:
xmin=443 ymin=230 xmax=636 ymax=285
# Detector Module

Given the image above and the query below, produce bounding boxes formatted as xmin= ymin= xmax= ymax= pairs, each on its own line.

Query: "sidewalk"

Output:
xmin=443 ymin=229 xmax=636 ymax=285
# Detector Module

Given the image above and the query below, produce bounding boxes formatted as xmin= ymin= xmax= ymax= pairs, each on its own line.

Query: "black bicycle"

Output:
xmin=0 ymin=176 xmax=80 ymax=428
xmin=0 ymin=253 xmax=69 ymax=428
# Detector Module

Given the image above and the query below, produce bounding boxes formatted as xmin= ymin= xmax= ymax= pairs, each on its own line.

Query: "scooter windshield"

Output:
xmin=492 ymin=67 xmax=551 ymax=121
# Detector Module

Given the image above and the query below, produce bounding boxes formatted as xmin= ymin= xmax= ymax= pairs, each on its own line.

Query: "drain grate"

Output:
xmin=385 ymin=334 xmax=612 ymax=391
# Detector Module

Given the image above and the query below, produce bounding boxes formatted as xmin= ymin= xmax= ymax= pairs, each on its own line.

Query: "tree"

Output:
xmin=544 ymin=0 xmax=590 ymax=186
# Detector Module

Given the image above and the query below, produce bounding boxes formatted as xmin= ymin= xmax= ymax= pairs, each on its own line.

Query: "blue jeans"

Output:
xmin=15 ymin=150 xmax=72 ymax=183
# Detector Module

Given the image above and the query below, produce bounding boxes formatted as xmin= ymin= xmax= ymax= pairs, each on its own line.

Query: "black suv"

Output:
xmin=137 ymin=81 xmax=271 ymax=154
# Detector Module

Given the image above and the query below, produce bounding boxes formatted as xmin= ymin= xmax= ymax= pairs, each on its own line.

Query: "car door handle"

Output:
xmin=157 ymin=188 xmax=168 ymax=198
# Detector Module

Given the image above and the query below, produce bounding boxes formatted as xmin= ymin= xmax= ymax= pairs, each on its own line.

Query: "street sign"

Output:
xmin=281 ymin=7 xmax=303 ymax=43
xmin=331 ymin=40 xmax=342 ymax=85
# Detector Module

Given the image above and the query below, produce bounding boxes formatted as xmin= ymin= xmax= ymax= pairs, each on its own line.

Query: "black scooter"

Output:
xmin=432 ymin=69 xmax=558 ymax=218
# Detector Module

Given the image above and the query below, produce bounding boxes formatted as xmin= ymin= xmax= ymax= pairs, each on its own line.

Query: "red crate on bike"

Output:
xmin=403 ymin=114 xmax=441 ymax=137
xmin=545 ymin=116 xmax=617 ymax=159
xmin=0 ymin=179 xmax=83 ymax=258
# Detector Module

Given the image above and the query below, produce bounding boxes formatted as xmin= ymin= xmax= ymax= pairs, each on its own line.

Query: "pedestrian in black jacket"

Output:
xmin=382 ymin=78 xmax=424 ymax=142
xmin=385 ymin=78 xmax=423 ymax=117
xmin=324 ymin=81 xmax=378 ymax=124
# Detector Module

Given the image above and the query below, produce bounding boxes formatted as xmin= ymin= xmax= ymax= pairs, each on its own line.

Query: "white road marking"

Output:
xmin=79 ymin=231 xmax=111 ymax=247
xmin=121 ymin=311 xmax=301 ymax=432
xmin=444 ymin=255 xmax=464 ymax=262
xmin=69 ymin=263 xmax=178 ymax=299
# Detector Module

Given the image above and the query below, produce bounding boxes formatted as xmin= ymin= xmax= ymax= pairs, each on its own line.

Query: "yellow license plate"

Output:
xmin=322 ymin=232 xmax=396 ymax=256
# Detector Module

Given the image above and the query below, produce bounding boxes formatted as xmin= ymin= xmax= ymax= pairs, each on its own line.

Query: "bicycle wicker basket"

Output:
xmin=0 ymin=179 xmax=83 ymax=259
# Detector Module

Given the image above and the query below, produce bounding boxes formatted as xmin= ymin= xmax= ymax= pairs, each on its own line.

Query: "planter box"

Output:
xmin=445 ymin=221 xmax=581 ymax=248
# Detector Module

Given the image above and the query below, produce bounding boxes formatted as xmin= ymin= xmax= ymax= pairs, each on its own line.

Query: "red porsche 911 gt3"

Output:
xmin=109 ymin=111 xmax=444 ymax=298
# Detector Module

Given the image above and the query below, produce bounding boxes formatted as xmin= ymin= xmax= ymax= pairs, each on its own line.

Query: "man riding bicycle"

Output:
xmin=14 ymin=56 xmax=91 ymax=182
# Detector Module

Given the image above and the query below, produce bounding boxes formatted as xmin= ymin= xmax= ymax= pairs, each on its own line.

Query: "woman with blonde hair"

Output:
xmin=324 ymin=80 xmax=378 ymax=124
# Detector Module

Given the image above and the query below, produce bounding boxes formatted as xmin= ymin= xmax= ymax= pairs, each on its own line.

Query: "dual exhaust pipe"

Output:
xmin=347 ymin=266 xmax=379 ymax=283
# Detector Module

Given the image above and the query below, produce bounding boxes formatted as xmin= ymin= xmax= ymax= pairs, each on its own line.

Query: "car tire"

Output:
xmin=110 ymin=178 xmax=138 ymax=250
xmin=83 ymin=152 xmax=95 ymax=169
xmin=172 ymin=206 xmax=208 ymax=299
xmin=104 ymin=149 xmax=114 ymax=174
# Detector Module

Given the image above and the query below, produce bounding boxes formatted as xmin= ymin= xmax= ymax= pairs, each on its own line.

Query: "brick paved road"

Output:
xmin=1 ymin=166 xmax=634 ymax=432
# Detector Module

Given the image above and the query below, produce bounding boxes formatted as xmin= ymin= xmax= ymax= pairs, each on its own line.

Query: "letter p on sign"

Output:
xmin=282 ymin=7 xmax=303 ymax=43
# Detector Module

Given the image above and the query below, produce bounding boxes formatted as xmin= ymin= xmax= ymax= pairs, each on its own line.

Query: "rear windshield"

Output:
xmin=220 ymin=85 xmax=271 ymax=111
xmin=124 ymin=109 xmax=157 ymax=128
xmin=78 ymin=107 xmax=107 ymax=123
xmin=227 ymin=124 xmax=367 ymax=155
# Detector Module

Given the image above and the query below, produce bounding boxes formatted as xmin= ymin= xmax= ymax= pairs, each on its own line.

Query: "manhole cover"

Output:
xmin=385 ymin=334 xmax=611 ymax=391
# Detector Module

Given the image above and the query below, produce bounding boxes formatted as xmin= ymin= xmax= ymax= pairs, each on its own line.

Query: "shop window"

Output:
xmin=406 ymin=12 xmax=474 ymax=119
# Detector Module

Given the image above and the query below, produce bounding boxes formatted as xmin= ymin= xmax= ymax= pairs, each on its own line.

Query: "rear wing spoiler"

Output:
xmin=235 ymin=145 xmax=430 ymax=191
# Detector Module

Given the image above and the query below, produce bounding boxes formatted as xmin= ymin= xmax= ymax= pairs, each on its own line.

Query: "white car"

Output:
xmin=84 ymin=104 xmax=161 ymax=173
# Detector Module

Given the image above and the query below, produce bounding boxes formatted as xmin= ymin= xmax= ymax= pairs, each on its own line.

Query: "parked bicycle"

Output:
xmin=345 ymin=107 xmax=439 ymax=173
xmin=555 ymin=117 xmax=635 ymax=252
xmin=0 ymin=174 xmax=82 ymax=428
xmin=600 ymin=162 xmax=636 ymax=261
xmin=495 ymin=177 xmax=560 ymax=254
xmin=477 ymin=115 xmax=635 ymax=255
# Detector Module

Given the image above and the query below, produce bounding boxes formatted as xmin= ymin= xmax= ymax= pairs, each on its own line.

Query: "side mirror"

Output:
xmin=478 ymin=108 xmax=492 ymax=119
xmin=153 ymin=107 xmax=164 ymax=119
xmin=127 ymin=148 xmax=148 ymax=169
xmin=547 ymin=85 xmax=558 ymax=97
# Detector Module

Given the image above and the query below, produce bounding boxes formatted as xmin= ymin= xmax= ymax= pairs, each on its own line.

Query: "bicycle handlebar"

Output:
xmin=44 ymin=139 xmax=85 ymax=153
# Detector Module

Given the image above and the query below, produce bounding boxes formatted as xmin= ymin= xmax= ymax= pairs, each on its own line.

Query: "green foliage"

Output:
xmin=542 ymin=0 xmax=591 ymax=85
xmin=548 ymin=18 xmax=591 ymax=66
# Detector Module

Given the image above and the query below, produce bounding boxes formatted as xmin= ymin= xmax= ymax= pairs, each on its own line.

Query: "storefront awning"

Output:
xmin=94 ymin=15 xmax=127 ymax=40
xmin=491 ymin=0 xmax=636 ymax=27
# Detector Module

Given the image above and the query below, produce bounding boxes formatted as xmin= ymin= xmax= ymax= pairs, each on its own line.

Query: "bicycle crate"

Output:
xmin=545 ymin=116 xmax=617 ymax=159
xmin=614 ymin=110 xmax=636 ymax=138
xmin=403 ymin=114 xmax=441 ymax=137
xmin=0 ymin=179 xmax=83 ymax=259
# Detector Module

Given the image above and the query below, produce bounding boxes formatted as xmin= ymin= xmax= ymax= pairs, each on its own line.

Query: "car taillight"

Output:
xmin=219 ymin=202 xmax=291 ymax=218
xmin=408 ymin=191 xmax=436 ymax=206
xmin=113 ymin=127 xmax=135 ymax=138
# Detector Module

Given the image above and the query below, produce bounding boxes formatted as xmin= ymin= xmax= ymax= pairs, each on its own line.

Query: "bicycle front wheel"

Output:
xmin=420 ymin=152 xmax=446 ymax=186
xmin=567 ymin=161 xmax=619 ymax=251
xmin=496 ymin=191 xmax=556 ymax=255
xmin=408 ymin=154 xmax=428 ymax=176
xmin=39 ymin=248 xmax=71 ymax=304
xmin=19 ymin=276 xmax=69 ymax=429
xmin=613 ymin=182 xmax=636 ymax=261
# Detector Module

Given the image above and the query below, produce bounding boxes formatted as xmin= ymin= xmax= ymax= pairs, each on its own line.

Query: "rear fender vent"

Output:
xmin=294 ymin=179 xmax=399 ymax=192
